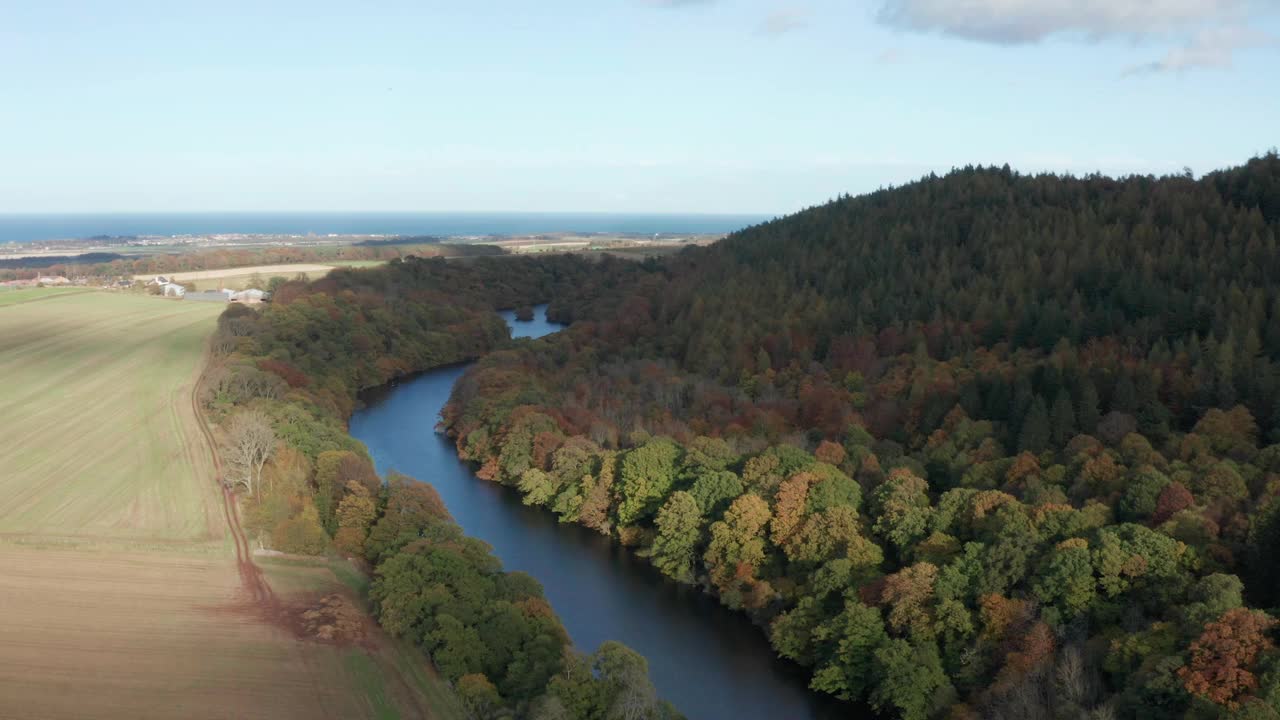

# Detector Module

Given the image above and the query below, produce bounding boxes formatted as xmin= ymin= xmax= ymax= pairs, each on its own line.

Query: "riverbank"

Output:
xmin=352 ymin=307 xmax=853 ymax=720
xmin=202 ymin=259 xmax=685 ymax=718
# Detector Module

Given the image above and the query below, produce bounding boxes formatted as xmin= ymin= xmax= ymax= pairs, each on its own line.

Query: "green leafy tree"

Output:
xmin=687 ymin=470 xmax=743 ymax=517
xmin=616 ymin=439 xmax=682 ymax=526
xmin=808 ymin=602 xmax=890 ymax=701
xmin=1032 ymin=539 xmax=1096 ymax=619
xmin=650 ymin=492 xmax=704 ymax=583
xmin=871 ymin=469 xmax=934 ymax=554
xmin=870 ymin=638 xmax=954 ymax=720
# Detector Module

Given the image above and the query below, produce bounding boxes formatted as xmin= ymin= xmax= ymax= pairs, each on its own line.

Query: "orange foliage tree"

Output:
xmin=1177 ymin=608 xmax=1277 ymax=709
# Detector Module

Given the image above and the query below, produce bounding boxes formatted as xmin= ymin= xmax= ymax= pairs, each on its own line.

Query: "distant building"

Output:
xmin=185 ymin=291 xmax=231 ymax=303
xmin=229 ymin=289 xmax=267 ymax=304
xmin=161 ymin=282 xmax=186 ymax=298
xmin=37 ymin=276 xmax=71 ymax=285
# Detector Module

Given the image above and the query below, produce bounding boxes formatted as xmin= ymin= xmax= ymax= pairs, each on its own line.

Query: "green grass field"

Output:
xmin=0 ymin=291 xmax=224 ymax=541
xmin=0 ymin=286 xmax=92 ymax=307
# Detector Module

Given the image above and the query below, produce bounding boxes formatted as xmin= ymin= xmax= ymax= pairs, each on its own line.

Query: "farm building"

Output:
xmin=185 ymin=290 xmax=232 ymax=303
xmin=161 ymin=282 xmax=186 ymax=298
xmin=230 ymin=289 xmax=267 ymax=304
xmin=182 ymin=288 xmax=270 ymax=304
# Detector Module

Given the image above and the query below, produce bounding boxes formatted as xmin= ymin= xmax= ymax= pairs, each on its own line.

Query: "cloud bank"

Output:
xmin=875 ymin=0 xmax=1273 ymax=72
xmin=876 ymin=0 xmax=1243 ymax=44
xmin=1125 ymin=25 xmax=1277 ymax=74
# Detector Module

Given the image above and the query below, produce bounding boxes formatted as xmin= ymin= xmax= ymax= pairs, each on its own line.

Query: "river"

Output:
xmin=349 ymin=305 xmax=853 ymax=720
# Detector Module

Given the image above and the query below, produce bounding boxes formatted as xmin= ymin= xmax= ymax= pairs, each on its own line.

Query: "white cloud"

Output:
xmin=1124 ymin=25 xmax=1277 ymax=73
xmin=760 ymin=8 xmax=808 ymax=35
xmin=875 ymin=0 xmax=1246 ymax=44
xmin=875 ymin=0 xmax=1277 ymax=73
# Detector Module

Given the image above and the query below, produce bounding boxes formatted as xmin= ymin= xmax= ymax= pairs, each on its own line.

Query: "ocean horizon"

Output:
xmin=0 ymin=211 xmax=771 ymax=244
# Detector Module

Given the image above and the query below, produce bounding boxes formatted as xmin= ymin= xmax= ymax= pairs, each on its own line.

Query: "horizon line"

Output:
xmin=0 ymin=209 xmax=776 ymax=218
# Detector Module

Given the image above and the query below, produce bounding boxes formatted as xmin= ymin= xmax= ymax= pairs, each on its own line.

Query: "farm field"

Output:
xmin=0 ymin=286 xmax=91 ymax=307
xmin=0 ymin=291 xmax=450 ymax=719
xmin=0 ymin=291 xmax=223 ymax=540
xmin=132 ymin=261 xmax=385 ymax=291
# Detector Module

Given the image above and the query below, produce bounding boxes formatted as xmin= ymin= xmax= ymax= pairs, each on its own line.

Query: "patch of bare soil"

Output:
xmin=296 ymin=594 xmax=372 ymax=645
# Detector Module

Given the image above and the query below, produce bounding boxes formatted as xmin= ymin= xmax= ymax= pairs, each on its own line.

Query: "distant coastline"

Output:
xmin=0 ymin=211 xmax=769 ymax=244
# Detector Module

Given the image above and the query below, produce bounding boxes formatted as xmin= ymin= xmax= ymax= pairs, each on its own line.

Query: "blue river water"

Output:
xmin=349 ymin=306 xmax=853 ymax=720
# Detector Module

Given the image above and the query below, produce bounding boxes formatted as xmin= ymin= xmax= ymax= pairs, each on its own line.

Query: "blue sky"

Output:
xmin=1 ymin=0 xmax=1276 ymax=214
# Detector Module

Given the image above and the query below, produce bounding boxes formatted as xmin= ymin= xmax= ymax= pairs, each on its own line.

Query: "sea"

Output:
xmin=0 ymin=212 xmax=770 ymax=244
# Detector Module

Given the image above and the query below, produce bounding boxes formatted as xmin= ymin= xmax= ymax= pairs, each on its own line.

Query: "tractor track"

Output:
xmin=191 ymin=353 xmax=275 ymax=605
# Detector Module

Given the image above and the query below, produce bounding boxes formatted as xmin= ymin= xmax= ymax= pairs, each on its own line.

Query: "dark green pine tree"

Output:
xmin=1135 ymin=372 xmax=1171 ymax=442
xmin=1010 ymin=375 xmax=1035 ymax=430
xmin=1247 ymin=498 xmax=1280 ymax=607
xmin=1077 ymin=379 xmax=1101 ymax=435
xmin=1111 ymin=374 xmax=1137 ymax=414
xmin=1050 ymin=388 xmax=1076 ymax=448
xmin=1019 ymin=396 xmax=1051 ymax=454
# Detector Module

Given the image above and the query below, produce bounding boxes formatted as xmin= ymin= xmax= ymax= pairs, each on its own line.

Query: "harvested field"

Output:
xmin=133 ymin=262 xmax=384 ymax=291
xmin=137 ymin=263 xmax=336 ymax=283
xmin=0 ymin=291 xmax=455 ymax=719
xmin=135 ymin=264 xmax=333 ymax=291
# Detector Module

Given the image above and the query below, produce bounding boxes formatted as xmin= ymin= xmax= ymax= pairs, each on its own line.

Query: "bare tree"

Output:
xmin=608 ymin=669 xmax=657 ymax=720
xmin=223 ymin=410 xmax=275 ymax=499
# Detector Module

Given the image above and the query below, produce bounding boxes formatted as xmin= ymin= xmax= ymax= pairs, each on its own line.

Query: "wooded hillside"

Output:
xmin=444 ymin=154 xmax=1280 ymax=719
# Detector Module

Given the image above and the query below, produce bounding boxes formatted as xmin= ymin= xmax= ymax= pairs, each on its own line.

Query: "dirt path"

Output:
xmin=191 ymin=355 xmax=275 ymax=605
xmin=191 ymin=357 xmax=445 ymax=719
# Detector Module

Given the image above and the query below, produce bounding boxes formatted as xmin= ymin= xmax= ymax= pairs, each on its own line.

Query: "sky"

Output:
xmin=1 ymin=0 xmax=1277 ymax=215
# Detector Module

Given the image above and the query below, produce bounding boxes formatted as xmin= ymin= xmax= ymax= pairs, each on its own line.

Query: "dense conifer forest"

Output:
xmin=440 ymin=154 xmax=1280 ymax=719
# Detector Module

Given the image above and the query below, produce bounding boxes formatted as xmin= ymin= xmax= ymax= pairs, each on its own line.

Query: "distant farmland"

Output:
xmin=132 ymin=261 xmax=384 ymax=290
xmin=0 ymin=290 xmax=457 ymax=719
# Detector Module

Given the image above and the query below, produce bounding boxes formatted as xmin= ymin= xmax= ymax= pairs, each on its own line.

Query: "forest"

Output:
xmin=204 ymin=254 xmax=679 ymax=719
xmin=438 ymin=154 xmax=1280 ymax=719
xmin=208 ymin=154 xmax=1280 ymax=719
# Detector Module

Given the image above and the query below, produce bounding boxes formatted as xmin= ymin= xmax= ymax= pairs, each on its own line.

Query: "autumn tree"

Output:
xmin=881 ymin=562 xmax=939 ymax=641
xmin=457 ymin=673 xmax=505 ymax=720
xmin=1178 ymin=608 xmax=1277 ymax=709
xmin=223 ymin=409 xmax=275 ymax=499
xmin=703 ymin=493 xmax=771 ymax=608
xmin=334 ymin=481 xmax=377 ymax=554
